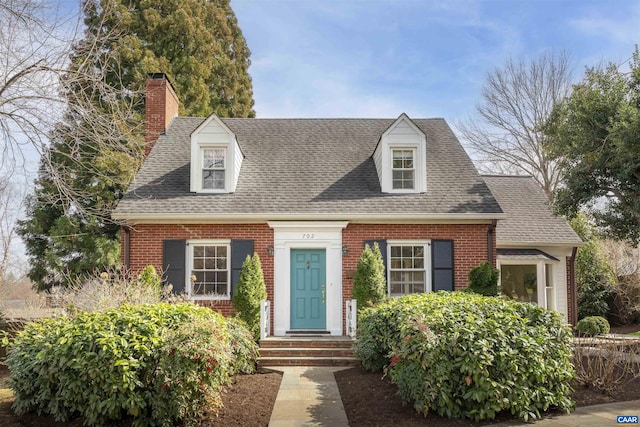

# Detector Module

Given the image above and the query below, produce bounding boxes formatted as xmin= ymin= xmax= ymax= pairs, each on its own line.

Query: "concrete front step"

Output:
xmin=259 ymin=356 xmax=358 ymax=367
xmin=258 ymin=336 xmax=358 ymax=367
xmin=259 ymin=347 xmax=355 ymax=358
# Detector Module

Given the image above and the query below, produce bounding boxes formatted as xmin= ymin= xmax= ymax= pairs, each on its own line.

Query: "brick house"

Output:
xmin=113 ymin=74 xmax=582 ymax=336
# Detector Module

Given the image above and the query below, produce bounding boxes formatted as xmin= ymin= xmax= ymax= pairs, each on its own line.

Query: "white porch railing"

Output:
xmin=259 ymin=300 xmax=270 ymax=340
xmin=346 ymin=299 xmax=357 ymax=337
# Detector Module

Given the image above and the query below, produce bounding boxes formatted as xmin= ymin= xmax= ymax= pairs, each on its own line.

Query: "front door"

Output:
xmin=290 ymin=249 xmax=326 ymax=330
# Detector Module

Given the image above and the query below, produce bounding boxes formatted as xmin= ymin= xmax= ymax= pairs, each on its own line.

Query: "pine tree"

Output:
xmin=232 ymin=253 xmax=267 ymax=340
xmin=352 ymin=243 xmax=387 ymax=310
xmin=19 ymin=0 xmax=255 ymax=290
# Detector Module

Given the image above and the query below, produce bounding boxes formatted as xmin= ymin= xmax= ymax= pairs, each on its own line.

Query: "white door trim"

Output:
xmin=268 ymin=221 xmax=348 ymax=336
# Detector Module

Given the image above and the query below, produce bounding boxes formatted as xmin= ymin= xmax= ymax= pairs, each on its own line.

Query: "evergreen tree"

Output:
xmin=546 ymin=47 xmax=640 ymax=242
xmin=19 ymin=0 xmax=255 ymax=290
xmin=352 ymin=243 xmax=387 ymax=310
xmin=571 ymin=213 xmax=616 ymax=319
xmin=232 ymin=253 xmax=267 ymax=340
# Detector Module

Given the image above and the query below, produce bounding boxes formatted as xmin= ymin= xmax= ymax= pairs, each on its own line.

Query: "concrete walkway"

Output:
xmin=266 ymin=366 xmax=350 ymax=427
xmin=488 ymin=399 xmax=640 ymax=426
xmin=265 ymin=366 xmax=640 ymax=427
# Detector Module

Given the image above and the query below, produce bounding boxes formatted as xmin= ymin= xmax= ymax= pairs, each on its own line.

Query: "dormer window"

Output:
xmin=392 ymin=149 xmax=415 ymax=190
xmin=373 ymin=114 xmax=427 ymax=194
xmin=202 ymin=148 xmax=226 ymax=190
xmin=190 ymin=113 xmax=243 ymax=193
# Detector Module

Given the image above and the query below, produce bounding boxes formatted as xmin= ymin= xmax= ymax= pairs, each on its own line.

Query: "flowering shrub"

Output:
xmin=357 ymin=292 xmax=575 ymax=421
xmin=6 ymin=303 xmax=258 ymax=426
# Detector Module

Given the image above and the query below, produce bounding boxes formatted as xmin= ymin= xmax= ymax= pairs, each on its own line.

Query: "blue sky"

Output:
xmin=229 ymin=0 xmax=639 ymax=122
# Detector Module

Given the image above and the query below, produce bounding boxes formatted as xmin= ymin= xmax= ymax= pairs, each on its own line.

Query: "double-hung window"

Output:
xmin=202 ymin=148 xmax=225 ymax=190
xmin=389 ymin=243 xmax=428 ymax=296
xmin=189 ymin=242 xmax=230 ymax=299
xmin=392 ymin=149 xmax=415 ymax=190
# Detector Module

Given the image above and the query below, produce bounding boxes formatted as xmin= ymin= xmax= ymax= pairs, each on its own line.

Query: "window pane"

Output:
xmin=203 ymin=170 xmax=225 ymax=190
xmin=389 ymin=245 xmax=426 ymax=296
xmin=193 ymin=246 xmax=204 ymax=257
xmin=203 ymin=149 xmax=224 ymax=169
xmin=205 ymin=246 xmax=216 ymax=257
xmin=191 ymin=245 xmax=229 ymax=297
xmin=501 ymin=264 xmax=538 ymax=304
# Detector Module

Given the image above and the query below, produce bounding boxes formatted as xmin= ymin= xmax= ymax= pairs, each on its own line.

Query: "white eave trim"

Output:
xmin=113 ymin=212 xmax=507 ymax=224
xmin=497 ymin=239 xmax=585 ymax=248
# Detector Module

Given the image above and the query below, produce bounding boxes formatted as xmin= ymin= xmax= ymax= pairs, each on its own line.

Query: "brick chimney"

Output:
xmin=145 ymin=73 xmax=179 ymax=157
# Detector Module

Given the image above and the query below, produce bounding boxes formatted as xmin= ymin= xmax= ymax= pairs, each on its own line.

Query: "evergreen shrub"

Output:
xmin=352 ymin=242 xmax=387 ymax=310
xmin=356 ymin=292 xmax=574 ymax=421
xmin=466 ymin=262 xmax=500 ymax=296
xmin=6 ymin=303 xmax=258 ymax=426
xmin=576 ymin=316 xmax=610 ymax=336
xmin=231 ymin=253 xmax=267 ymax=340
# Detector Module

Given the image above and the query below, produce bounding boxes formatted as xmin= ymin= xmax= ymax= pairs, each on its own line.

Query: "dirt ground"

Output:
xmin=0 ymin=367 xmax=282 ymax=427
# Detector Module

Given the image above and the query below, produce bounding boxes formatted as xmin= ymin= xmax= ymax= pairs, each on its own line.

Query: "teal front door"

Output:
xmin=290 ymin=249 xmax=327 ymax=330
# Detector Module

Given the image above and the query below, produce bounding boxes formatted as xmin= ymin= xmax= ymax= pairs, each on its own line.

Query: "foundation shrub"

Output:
xmin=225 ymin=316 xmax=259 ymax=374
xmin=6 ymin=303 xmax=257 ymax=426
xmin=576 ymin=316 xmax=610 ymax=336
xmin=357 ymin=292 xmax=575 ymax=421
xmin=231 ymin=253 xmax=267 ymax=340
xmin=151 ymin=317 xmax=233 ymax=426
xmin=465 ymin=262 xmax=500 ymax=296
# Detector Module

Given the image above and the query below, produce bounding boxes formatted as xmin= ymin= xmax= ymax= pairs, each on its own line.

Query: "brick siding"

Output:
xmin=125 ymin=222 xmax=494 ymax=334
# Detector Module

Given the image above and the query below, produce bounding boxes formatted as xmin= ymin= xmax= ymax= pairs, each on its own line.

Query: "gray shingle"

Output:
xmin=114 ymin=117 xmax=503 ymax=217
xmin=483 ymin=175 xmax=582 ymax=245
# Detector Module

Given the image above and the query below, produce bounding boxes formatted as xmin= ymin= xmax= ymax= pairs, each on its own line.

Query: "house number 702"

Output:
xmin=302 ymin=233 xmax=315 ymax=239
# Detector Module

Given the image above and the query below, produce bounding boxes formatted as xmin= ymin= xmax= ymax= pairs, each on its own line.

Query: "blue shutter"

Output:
xmin=231 ymin=239 xmax=254 ymax=297
xmin=162 ymin=239 xmax=186 ymax=294
xmin=432 ymin=240 xmax=454 ymax=291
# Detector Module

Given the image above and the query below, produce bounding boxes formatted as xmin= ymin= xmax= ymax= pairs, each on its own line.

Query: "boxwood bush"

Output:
xmin=356 ymin=292 xmax=574 ymax=421
xmin=6 ymin=303 xmax=258 ymax=426
xmin=576 ymin=315 xmax=610 ymax=336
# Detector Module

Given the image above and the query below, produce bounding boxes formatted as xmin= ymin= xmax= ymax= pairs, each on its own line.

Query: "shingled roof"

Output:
xmin=483 ymin=175 xmax=582 ymax=246
xmin=113 ymin=117 xmax=504 ymax=220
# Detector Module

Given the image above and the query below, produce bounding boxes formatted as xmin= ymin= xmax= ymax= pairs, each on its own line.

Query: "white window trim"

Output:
xmin=386 ymin=240 xmax=432 ymax=297
xmin=391 ymin=148 xmax=416 ymax=191
xmin=385 ymin=141 xmax=425 ymax=194
xmin=497 ymin=259 xmax=556 ymax=310
xmin=195 ymin=146 xmax=228 ymax=193
xmin=186 ymin=239 xmax=231 ymax=300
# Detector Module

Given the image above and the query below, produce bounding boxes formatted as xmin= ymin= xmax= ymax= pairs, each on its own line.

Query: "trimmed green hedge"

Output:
xmin=356 ymin=292 xmax=575 ymax=421
xmin=576 ymin=315 xmax=610 ymax=336
xmin=6 ymin=303 xmax=258 ymax=426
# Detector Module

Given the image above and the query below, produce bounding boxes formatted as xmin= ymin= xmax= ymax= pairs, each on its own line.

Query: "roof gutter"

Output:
xmin=112 ymin=212 xmax=507 ymax=224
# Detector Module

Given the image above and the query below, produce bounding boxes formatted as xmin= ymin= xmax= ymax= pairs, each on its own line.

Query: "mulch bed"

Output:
xmin=0 ymin=366 xmax=282 ymax=427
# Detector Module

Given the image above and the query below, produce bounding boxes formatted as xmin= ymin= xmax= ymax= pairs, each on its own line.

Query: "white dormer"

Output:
xmin=373 ymin=113 xmax=427 ymax=193
xmin=190 ymin=114 xmax=243 ymax=193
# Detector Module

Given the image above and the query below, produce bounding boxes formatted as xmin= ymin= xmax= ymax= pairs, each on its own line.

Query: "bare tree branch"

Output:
xmin=457 ymin=51 xmax=573 ymax=199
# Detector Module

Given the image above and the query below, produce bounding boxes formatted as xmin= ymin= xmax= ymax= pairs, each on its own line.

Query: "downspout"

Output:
xmin=487 ymin=220 xmax=497 ymax=266
xmin=123 ymin=226 xmax=131 ymax=271
xmin=569 ymin=247 xmax=578 ymax=326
